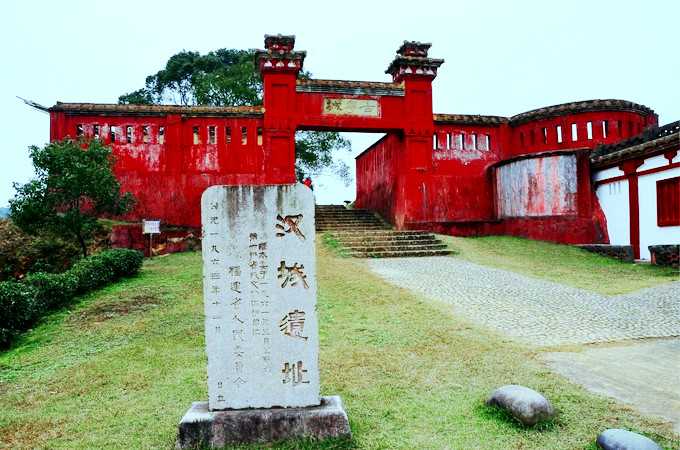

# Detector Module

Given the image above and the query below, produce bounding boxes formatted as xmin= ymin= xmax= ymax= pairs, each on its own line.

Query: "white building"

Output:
xmin=591 ymin=121 xmax=679 ymax=260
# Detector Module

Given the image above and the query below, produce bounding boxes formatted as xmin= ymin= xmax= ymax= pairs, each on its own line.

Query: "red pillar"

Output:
xmin=576 ymin=151 xmax=593 ymax=219
xmin=621 ymin=160 xmax=644 ymax=259
xmin=256 ymin=35 xmax=305 ymax=184
xmin=385 ymin=42 xmax=444 ymax=228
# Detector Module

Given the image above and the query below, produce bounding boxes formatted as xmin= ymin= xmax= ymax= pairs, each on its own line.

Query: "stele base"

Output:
xmin=176 ymin=396 xmax=351 ymax=448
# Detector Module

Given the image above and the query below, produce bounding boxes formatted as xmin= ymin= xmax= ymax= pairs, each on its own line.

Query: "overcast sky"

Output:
xmin=1 ymin=0 xmax=678 ymax=207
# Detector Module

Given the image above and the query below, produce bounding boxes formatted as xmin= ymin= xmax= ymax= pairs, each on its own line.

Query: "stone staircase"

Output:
xmin=316 ymin=205 xmax=451 ymax=258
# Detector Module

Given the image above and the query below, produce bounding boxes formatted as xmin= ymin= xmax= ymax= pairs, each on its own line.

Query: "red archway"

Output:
xmin=48 ymin=33 xmax=658 ymax=245
xmin=256 ymin=35 xmax=443 ymax=228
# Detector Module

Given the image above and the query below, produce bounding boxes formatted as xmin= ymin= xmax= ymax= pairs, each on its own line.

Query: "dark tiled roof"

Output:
xmin=509 ymin=99 xmax=656 ymax=125
xmin=296 ymin=79 xmax=405 ymax=96
xmin=434 ymin=113 xmax=507 ymax=126
xmin=385 ymin=55 xmax=444 ymax=77
xmin=590 ymin=120 xmax=680 ymax=167
xmin=396 ymin=41 xmax=431 ymax=57
xmin=49 ymin=102 xmax=264 ymax=117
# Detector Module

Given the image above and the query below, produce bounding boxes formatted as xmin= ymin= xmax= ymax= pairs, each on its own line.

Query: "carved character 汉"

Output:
xmin=275 ymin=214 xmax=306 ymax=240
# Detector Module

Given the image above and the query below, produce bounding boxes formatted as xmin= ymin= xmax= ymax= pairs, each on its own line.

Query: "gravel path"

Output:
xmin=365 ymin=257 xmax=680 ymax=346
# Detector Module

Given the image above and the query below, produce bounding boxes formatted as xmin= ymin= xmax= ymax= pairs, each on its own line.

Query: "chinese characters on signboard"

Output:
xmin=201 ymin=184 xmax=319 ymax=410
xmin=322 ymin=98 xmax=379 ymax=117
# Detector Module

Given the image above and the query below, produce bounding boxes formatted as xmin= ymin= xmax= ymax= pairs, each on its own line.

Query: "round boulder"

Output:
xmin=596 ymin=429 xmax=662 ymax=450
xmin=486 ymin=384 xmax=555 ymax=426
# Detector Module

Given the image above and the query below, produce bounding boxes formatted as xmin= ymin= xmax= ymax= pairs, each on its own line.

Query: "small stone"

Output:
xmin=596 ymin=429 xmax=662 ymax=450
xmin=486 ymin=384 xmax=555 ymax=426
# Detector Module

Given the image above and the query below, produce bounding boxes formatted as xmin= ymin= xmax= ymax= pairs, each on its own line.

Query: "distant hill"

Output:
xmin=0 ymin=207 xmax=9 ymax=219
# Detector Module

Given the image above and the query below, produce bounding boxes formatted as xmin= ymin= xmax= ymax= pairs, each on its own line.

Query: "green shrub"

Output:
xmin=0 ymin=281 xmax=39 ymax=345
xmin=0 ymin=219 xmax=81 ymax=281
xmin=99 ymin=249 xmax=144 ymax=278
xmin=0 ymin=249 xmax=144 ymax=348
xmin=69 ymin=253 xmax=115 ymax=293
xmin=24 ymin=272 xmax=78 ymax=310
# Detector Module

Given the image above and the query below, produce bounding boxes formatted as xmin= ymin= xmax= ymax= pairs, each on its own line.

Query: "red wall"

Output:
xmin=51 ymin=112 xmax=268 ymax=226
xmin=355 ymin=134 xmax=401 ymax=222
xmin=507 ymin=111 xmax=656 ymax=159
xmin=48 ymin=36 xmax=659 ymax=247
xmin=427 ymin=123 xmax=504 ymax=222
xmin=354 ymin=103 xmax=656 ymax=244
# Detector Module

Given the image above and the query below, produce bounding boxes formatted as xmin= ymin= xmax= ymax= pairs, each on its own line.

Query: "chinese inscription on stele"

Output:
xmin=201 ymin=184 xmax=319 ymax=410
xmin=322 ymin=97 xmax=379 ymax=117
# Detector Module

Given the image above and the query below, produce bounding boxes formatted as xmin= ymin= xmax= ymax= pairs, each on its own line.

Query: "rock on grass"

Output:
xmin=486 ymin=385 xmax=555 ymax=426
xmin=596 ymin=429 xmax=662 ymax=450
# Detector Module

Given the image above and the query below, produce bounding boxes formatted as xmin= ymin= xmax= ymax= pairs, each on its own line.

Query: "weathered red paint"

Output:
xmin=48 ymin=35 xmax=659 ymax=246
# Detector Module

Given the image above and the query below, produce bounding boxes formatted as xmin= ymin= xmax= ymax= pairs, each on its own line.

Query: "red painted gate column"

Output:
xmin=621 ymin=159 xmax=644 ymax=259
xmin=256 ymin=35 xmax=305 ymax=184
xmin=385 ymin=42 xmax=444 ymax=228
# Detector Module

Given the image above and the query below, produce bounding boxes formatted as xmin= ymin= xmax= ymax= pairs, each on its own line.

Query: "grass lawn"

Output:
xmin=440 ymin=235 xmax=678 ymax=296
xmin=1 ymin=248 xmax=678 ymax=449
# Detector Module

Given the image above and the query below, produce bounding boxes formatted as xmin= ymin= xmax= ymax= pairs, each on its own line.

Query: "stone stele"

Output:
xmin=177 ymin=184 xmax=350 ymax=447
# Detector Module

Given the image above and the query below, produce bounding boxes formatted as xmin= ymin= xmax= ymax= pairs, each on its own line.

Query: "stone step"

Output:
xmin=318 ymin=226 xmax=387 ymax=230
xmin=317 ymin=212 xmax=375 ymax=215
xmin=337 ymin=237 xmax=440 ymax=246
xmin=329 ymin=230 xmax=431 ymax=237
xmin=317 ymin=222 xmax=386 ymax=228
xmin=316 ymin=208 xmax=372 ymax=212
xmin=317 ymin=223 xmax=390 ymax=229
xmin=316 ymin=220 xmax=391 ymax=229
xmin=317 ymin=216 xmax=381 ymax=221
xmin=344 ymin=243 xmax=448 ymax=253
xmin=318 ymin=228 xmax=392 ymax=232
xmin=348 ymin=249 xmax=452 ymax=258
xmin=317 ymin=206 xmax=450 ymax=258
xmin=335 ymin=232 xmax=436 ymax=240
xmin=316 ymin=207 xmax=371 ymax=212
xmin=319 ymin=219 xmax=386 ymax=223
xmin=316 ymin=214 xmax=380 ymax=221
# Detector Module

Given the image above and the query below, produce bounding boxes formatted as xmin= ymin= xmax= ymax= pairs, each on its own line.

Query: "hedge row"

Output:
xmin=0 ymin=249 xmax=143 ymax=347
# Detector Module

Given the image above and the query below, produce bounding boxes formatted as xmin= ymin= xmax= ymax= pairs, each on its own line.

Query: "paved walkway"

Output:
xmin=365 ymin=257 xmax=680 ymax=346
xmin=544 ymin=339 xmax=680 ymax=434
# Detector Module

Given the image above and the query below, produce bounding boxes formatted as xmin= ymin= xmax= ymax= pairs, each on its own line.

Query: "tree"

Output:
xmin=119 ymin=49 xmax=351 ymax=183
xmin=10 ymin=140 xmax=134 ymax=257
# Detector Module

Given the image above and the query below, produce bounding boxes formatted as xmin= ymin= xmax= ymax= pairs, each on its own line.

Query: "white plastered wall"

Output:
xmin=595 ymin=175 xmax=630 ymax=246
xmin=638 ymin=156 xmax=680 ymax=259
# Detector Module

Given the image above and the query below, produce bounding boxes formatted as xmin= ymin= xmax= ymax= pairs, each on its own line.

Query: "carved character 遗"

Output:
xmin=279 ymin=309 xmax=308 ymax=340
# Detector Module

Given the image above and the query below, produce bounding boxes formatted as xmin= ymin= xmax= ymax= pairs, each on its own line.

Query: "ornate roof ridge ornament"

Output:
xmin=386 ymin=40 xmax=444 ymax=82
xmin=396 ymin=41 xmax=432 ymax=57
xmin=256 ymin=34 xmax=306 ymax=74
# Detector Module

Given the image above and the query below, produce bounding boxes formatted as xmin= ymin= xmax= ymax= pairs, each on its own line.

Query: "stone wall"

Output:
xmin=575 ymin=244 xmax=634 ymax=262
xmin=649 ymin=245 xmax=680 ymax=267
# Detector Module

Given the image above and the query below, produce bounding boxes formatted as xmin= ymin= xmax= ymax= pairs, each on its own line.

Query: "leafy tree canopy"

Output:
xmin=119 ymin=49 xmax=351 ymax=183
xmin=10 ymin=140 xmax=133 ymax=257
